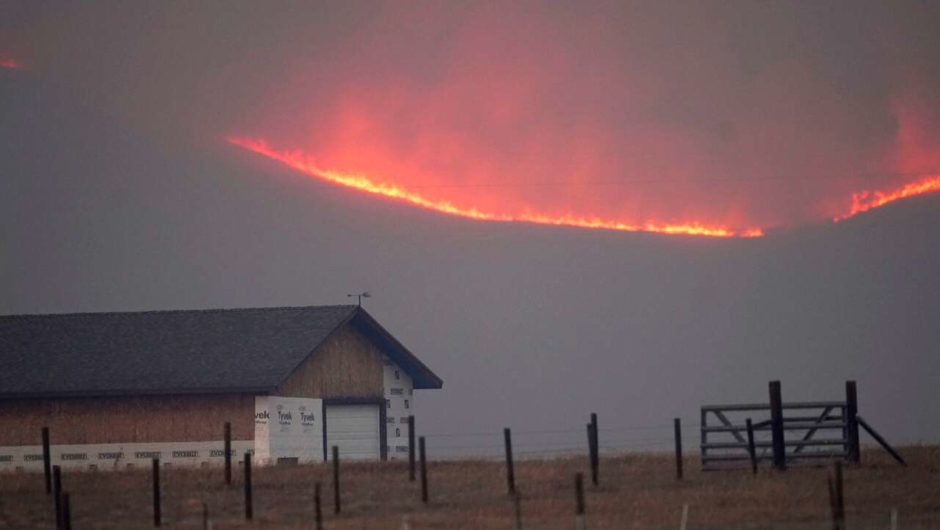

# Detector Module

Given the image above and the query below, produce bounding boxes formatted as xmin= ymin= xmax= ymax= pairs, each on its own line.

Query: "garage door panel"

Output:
xmin=325 ymin=404 xmax=380 ymax=460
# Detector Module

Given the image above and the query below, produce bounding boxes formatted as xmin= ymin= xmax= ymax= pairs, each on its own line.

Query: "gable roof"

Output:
xmin=0 ymin=305 xmax=442 ymax=400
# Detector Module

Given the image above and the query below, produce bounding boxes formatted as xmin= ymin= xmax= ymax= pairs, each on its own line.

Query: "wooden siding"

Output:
xmin=0 ymin=322 xmax=387 ymax=447
xmin=0 ymin=394 xmax=254 ymax=446
xmin=276 ymin=324 xmax=384 ymax=399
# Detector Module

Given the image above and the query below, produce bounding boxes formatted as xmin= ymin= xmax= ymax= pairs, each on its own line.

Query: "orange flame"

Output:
xmin=834 ymin=174 xmax=940 ymax=222
xmin=0 ymin=58 xmax=21 ymax=69
xmin=228 ymin=137 xmax=764 ymax=238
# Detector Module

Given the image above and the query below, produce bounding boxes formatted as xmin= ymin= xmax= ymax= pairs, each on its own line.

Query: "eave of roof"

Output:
xmin=347 ymin=308 xmax=444 ymax=390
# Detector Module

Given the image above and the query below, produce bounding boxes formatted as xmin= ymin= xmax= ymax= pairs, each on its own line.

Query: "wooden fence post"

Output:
xmin=314 ymin=482 xmax=323 ymax=530
xmin=419 ymin=436 xmax=429 ymax=504
xmin=504 ymin=428 xmax=516 ymax=496
xmin=746 ymin=418 xmax=757 ymax=475
xmin=152 ymin=458 xmax=161 ymax=527
xmin=224 ymin=422 xmax=232 ymax=485
xmin=52 ymin=465 xmax=62 ymax=530
xmin=244 ymin=452 xmax=253 ymax=521
xmin=831 ymin=461 xmax=845 ymax=530
xmin=332 ymin=445 xmax=341 ymax=514
xmin=674 ymin=418 xmax=683 ymax=480
xmin=589 ymin=413 xmax=599 ymax=486
xmin=769 ymin=381 xmax=786 ymax=470
xmin=61 ymin=492 xmax=72 ymax=530
xmin=202 ymin=502 xmax=209 ymax=530
xmin=408 ymin=415 xmax=416 ymax=482
xmin=42 ymin=427 xmax=52 ymax=494
xmin=845 ymin=381 xmax=860 ymax=463
xmin=574 ymin=472 xmax=585 ymax=530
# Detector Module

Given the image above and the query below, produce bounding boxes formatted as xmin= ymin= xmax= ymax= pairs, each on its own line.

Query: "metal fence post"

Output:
xmin=419 ymin=436 xmax=429 ymax=504
xmin=589 ymin=413 xmax=599 ymax=486
xmin=674 ymin=418 xmax=683 ymax=480
xmin=244 ymin=452 xmax=253 ymax=520
xmin=52 ymin=465 xmax=62 ymax=529
xmin=332 ymin=445 xmax=341 ymax=514
xmin=769 ymin=381 xmax=786 ymax=470
xmin=408 ymin=415 xmax=416 ymax=482
xmin=746 ymin=418 xmax=757 ymax=475
xmin=152 ymin=458 xmax=161 ymax=527
xmin=224 ymin=422 xmax=232 ymax=485
xmin=42 ymin=427 xmax=52 ymax=494
xmin=504 ymin=428 xmax=516 ymax=496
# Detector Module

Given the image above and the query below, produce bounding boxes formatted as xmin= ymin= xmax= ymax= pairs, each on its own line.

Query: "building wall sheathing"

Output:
xmin=382 ymin=356 xmax=414 ymax=459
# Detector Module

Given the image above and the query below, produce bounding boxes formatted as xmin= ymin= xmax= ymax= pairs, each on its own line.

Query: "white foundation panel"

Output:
xmin=0 ymin=440 xmax=254 ymax=472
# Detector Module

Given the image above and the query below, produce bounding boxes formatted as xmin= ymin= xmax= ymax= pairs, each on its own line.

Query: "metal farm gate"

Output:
xmin=700 ymin=381 xmax=904 ymax=470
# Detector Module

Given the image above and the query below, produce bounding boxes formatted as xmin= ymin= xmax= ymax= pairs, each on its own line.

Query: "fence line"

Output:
xmin=422 ymin=422 xmax=700 ymax=439
xmin=413 ymin=422 xmax=690 ymax=460
xmin=8 ymin=420 xmax=929 ymax=530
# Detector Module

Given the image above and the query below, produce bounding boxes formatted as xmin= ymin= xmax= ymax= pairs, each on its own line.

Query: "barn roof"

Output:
xmin=0 ymin=305 xmax=443 ymax=400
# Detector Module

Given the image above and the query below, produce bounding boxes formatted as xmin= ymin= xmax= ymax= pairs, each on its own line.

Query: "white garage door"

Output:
xmin=325 ymin=404 xmax=381 ymax=460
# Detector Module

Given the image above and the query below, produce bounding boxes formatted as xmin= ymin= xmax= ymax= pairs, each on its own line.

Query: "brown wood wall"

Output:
xmin=276 ymin=324 xmax=384 ymax=399
xmin=0 ymin=322 xmax=387 ymax=446
xmin=0 ymin=394 xmax=254 ymax=446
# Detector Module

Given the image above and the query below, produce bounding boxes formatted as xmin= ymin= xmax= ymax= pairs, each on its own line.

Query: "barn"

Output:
xmin=0 ymin=305 xmax=442 ymax=471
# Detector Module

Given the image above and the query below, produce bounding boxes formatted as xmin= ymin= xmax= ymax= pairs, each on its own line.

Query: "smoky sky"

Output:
xmin=5 ymin=1 xmax=940 ymax=230
xmin=2 ymin=2 xmax=939 ymax=453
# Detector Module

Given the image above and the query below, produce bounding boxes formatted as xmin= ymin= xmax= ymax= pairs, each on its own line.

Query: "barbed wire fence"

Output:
xmin=419 ymin=419 xmax=699 ymax=460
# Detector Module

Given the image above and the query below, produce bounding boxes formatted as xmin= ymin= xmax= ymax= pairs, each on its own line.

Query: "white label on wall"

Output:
xmin=254 ymin=396 xmax=323 ymax=464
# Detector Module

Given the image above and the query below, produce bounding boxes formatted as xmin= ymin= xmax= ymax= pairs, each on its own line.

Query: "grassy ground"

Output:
xmin=1 ymin=446 xmax=938 ymax=529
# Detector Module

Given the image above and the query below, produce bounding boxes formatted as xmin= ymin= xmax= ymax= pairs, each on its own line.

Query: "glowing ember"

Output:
xmin=834 ymin=175 xmax=940 ymax=222
xmin=228 ymin=137 xmax=764 ymax=238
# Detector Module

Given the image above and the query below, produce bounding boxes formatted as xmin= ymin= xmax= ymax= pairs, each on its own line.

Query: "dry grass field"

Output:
xmin=1 ymin=447 xmax=939 ymax=530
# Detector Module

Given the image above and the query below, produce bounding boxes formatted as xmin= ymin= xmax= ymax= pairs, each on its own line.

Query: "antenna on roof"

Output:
xmin=346 ymin=291 xmax=371 ymax=307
